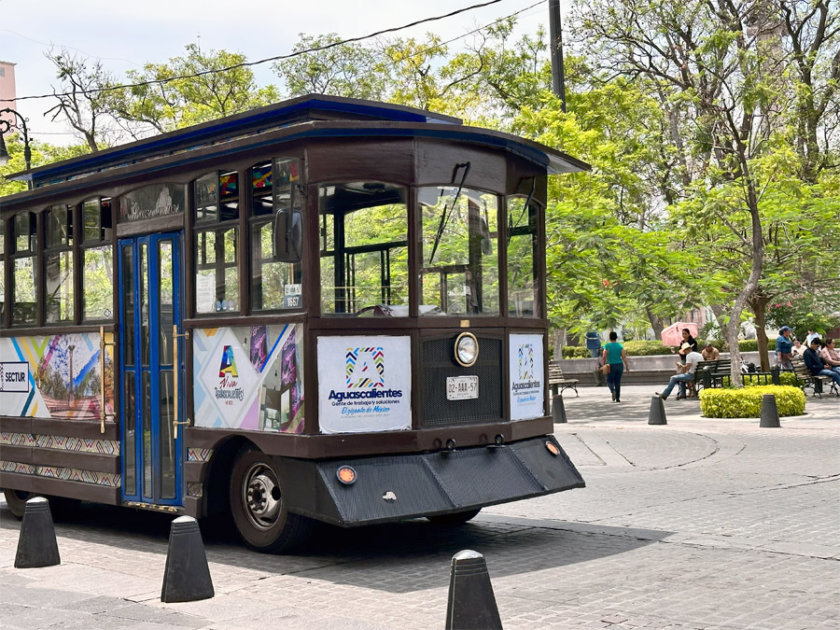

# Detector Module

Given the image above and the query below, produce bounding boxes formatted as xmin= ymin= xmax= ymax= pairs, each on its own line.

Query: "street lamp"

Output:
xmin=0 ymin=107 xmax=32 ymax=190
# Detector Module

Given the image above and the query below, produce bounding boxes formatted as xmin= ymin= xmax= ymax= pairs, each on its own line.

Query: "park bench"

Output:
xmin=693 ymin=359 xmax=779 ymax=394
xmin=694 ymin=359 xmax=732 ymax=391
xmin=791 ymin=357 xmax=838 ymax=398
xmin=548 ymin=360 xmax=579 ymax=397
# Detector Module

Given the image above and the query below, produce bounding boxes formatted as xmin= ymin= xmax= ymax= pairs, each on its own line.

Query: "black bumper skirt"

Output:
xmin=272 ymin=435 xmax=584 ymax=527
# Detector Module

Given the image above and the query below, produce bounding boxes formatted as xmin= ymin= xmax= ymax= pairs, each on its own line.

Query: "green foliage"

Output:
xmin=699 ymin=386 xmax=806 ymax=418
xmin=106 ymin=42 xmax=279 ymax=135
xmin=766 ymin=297 xmax=840 ymax=341
xmin=738 ymin=339 xmax=758 ymax=352
xmin=742 ymin=372 xmax=800 ymax=388
xmin=621 ymin=340 xmax=672 ymax=356
xmin=562 ymin=345 xmax=591 ymax=359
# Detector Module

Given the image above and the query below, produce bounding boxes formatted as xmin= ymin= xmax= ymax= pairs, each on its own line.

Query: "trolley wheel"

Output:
xmin=426 ymin=508 xmax=481 ymax=526
xmin=2 ymin=489 xmax=36 ymax=519
xmin=229 ymin=447 xmax=311 ymax=553
xmin=2 ymin=490 xmax=80 ymax=520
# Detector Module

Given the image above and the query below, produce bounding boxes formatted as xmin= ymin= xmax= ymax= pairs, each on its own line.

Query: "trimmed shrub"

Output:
xmin=742 ymin=372 xmax=800 ymax=387
xmin=561 ymin=345 xmax=590 ymax=359
xmin=699 ymin=385 xmax=805 ymax=418
xmin=738 ymin=339 xmax=758 ymax=352
xmin=622 ymin=340 xmax=673 ymax=356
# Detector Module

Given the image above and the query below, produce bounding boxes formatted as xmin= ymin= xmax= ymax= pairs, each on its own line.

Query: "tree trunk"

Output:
xmin=645 ymin=308 xmax=666 ymax=342
xmin=750 ymin=294 xmax=771 ymax=371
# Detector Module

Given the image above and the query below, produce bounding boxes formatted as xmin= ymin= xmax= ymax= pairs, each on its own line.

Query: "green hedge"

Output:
xmin=743 ymin=372 xmax=800 ymax=387
xmin=699 ymin=385 xmax=805 ymax=418
xmin=561 ymin=337 xmax=760 ymax=358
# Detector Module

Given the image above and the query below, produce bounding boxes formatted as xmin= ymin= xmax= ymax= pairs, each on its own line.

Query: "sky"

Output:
xmin=1 ymin=0 xmax=552 ymax=145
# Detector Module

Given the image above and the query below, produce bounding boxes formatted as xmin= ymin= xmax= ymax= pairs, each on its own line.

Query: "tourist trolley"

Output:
xmin=0 ymin=95 xmax=586 ymax=551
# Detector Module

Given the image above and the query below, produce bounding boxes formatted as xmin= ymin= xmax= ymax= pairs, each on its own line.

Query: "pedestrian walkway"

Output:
xmin=556 ymin=383 xmax=838 ymax=428
xmin=0 ymin=384 xmax=837 ymax=630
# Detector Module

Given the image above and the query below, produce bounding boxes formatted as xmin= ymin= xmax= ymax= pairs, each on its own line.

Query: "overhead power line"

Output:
xmin=10 ymin=0 xmax=541 ymax=104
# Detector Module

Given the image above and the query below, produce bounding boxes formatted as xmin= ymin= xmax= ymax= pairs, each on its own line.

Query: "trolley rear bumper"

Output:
xmin=272 ymin=435 xmax=584 ymax=527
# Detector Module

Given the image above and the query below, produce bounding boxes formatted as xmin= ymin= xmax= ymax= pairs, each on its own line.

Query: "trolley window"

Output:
xmin=0 ymin=218 xmax=5 ymax=327
xmin=319 ymin=182 xmax=408 ymax=316
xmin=12 ymin=211 xmax=37 ymax=326
xmin=506 ymin=195 xmax=540 ymax=318
xmin=81 ymin=198 xmax=114 ymax=321
xmin=44 ymin=204 xmax=74 ymax=323
xmin=193 ymin=171 xmax=239 ymax=314
xmin=419 ymin=187 xmax=499 ymax=316
xmin=250 ymin=158 xmax=303 ymax=311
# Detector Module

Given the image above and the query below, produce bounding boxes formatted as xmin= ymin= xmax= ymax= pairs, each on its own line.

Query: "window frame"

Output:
xmin=192 ymin=170 xmax=241 ymax=316
xmin=248 ymin=157 xmax=304 ymax=314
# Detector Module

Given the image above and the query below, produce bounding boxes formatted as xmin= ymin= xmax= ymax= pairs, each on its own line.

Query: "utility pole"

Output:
xmin=548 ymin=0 xmax=567 ymax=112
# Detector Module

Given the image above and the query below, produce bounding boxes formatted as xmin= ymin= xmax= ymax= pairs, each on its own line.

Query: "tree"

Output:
xmin=273 ymin=34 xmax=388 ymax=100
xmin=108 ymin=43 xmax=280 ymax=136
xmin=44 ymin=49 xmax=117 ymax=151
xmin=571 ymin=0 xmax=838 ymax=384
xmin=0 ymin=134 xmax=89 ymax=196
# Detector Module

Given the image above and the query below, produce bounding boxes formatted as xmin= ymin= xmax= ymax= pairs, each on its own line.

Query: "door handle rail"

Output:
xmin=172 ymin=325 xmax=191 ymax=440
xmin=98 ymin=326 xmax=116 ymax=434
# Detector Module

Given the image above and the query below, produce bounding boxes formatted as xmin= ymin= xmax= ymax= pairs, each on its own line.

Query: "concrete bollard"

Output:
xmin=648 ymin=396 xmax=667 ymax=425
xmin=160 ymin=516 xmax=214 ymax=603
xmin=15 ymin=496 xmax=61 ymax=568
xmin=759 ymin=394 xmax=781 ymax=428
xmin=445 ymin=549 xmax=502 ymax=630
xmin=552 ymin=394 xmax=567 ymax=423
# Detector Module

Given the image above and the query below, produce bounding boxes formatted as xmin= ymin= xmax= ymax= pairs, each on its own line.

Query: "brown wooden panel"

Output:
xmin=307 ymin=139 xmax=414 ymax=184
xmin=185 ymin=416 xmax=552 ymax=461
xmin=0 ymin=471 xmax=121 ymax=505
xmin=0 ymin=417 xmax=118 ymax=440
xmin=184 ymin=461 xmax=207 ymax=484
xmin=183 ymin=496 xmax=202 ymax=519
xmin=415 ymin=140 xmax=507 ymax=192
xmin=1 ymin=444 xmax=119 ymax=474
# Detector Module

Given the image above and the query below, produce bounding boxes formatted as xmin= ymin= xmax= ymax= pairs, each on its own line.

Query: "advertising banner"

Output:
xmin=0 ymin=334 xmax=114 ymax=420
xmin=509 ymin=333 xmax=545 ymax=420
xmin=193 ymin=324 xmax=304 ymax=433
xmin=317 ymin=335 xmax=411 ymax=434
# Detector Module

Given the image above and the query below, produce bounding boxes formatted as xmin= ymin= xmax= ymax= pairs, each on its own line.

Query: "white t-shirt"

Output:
xmin=685 ymin=351 xmax=704 ymax=374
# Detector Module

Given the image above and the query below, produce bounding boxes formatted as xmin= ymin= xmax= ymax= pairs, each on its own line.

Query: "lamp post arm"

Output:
xmin=0 ymin=107 xmax=33 ymax=188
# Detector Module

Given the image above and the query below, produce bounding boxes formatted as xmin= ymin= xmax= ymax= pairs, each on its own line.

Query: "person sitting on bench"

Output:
xmin=657 ymin=345 xmax=703 ymax=400
xmin=803 ymin=338 xmax=840 ymax=387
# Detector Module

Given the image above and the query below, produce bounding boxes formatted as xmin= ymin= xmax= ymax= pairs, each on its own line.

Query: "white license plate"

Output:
xmin=446 ymin=375 xmax=479 ymax=400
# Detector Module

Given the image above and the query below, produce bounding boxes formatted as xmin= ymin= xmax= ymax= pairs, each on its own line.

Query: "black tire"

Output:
xmin=2 ymin=489 xmax=36 ymax=519
xmin=229 ymin=447 xmax=312 ymax=553
xmin=2 ymin=490 xmax=80 ymax=520
xmin=426 ymin=508 xmax=481 ymax=526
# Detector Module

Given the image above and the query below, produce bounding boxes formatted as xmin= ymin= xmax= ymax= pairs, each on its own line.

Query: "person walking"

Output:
xmin=602 ymin=331 xmax=630 ymax=403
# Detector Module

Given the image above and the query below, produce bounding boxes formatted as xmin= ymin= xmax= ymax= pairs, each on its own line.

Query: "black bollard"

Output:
xmin=552 ymin=394 xmax=567 ymax=424
xmin=445 ymin=549 xmax=502 ymax=630
xmin=160 ymin=516 xmax=214 ymax=603
xmin=648 ymin=396 xmax=667 ymax=425
xmin=760 ymin=394 xmax=781 ymax=428
xmin=15 ymin=496 xmax=61 ymax=568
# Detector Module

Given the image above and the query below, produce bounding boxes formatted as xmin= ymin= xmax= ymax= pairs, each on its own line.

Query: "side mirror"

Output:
xmin=273 ymin=209 xmax=302 ymax=262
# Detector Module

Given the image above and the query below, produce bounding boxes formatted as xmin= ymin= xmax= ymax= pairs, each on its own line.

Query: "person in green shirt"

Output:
xmin=601 ymin=331 xmax=630 ymax=402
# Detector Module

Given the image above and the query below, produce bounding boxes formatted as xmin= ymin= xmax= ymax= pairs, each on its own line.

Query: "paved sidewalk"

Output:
xmin=1 ymin=385 xmax=837 ymax=629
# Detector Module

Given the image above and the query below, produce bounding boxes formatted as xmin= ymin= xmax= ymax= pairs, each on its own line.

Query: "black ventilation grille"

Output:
xmin=419 ymin=335 xmax=503 ymax=428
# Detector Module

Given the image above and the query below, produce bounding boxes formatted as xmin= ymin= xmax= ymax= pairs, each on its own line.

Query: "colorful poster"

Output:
xmin=317 ymin=335 xmax=411 ymax=434
xmin=0 ymin=333 xmax=114 ymax=420
xmin=509 ymin=333 xmax=544 ymax=420
xmin=193 ymin=324 xmax=303 ymax=433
